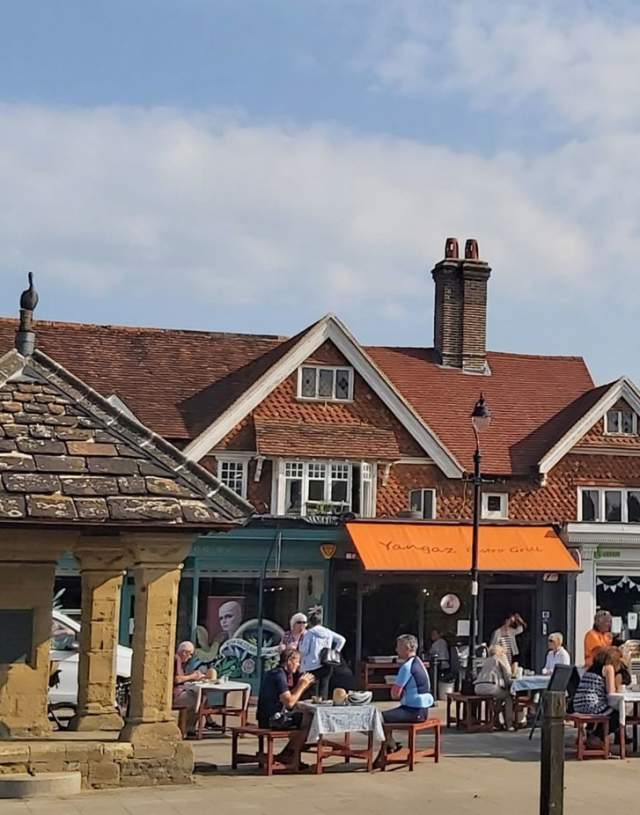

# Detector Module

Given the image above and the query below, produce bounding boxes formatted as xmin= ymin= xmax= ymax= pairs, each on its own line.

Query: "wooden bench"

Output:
xmin=231 ymin=726 xmax=300 ymax=775
xmin=380 ymin=719 xmax=441 ymax=771
xmin=446 ymin=693 xmax=495 ymax=732
xmin=565 ymin=713 xmax=625 ymax=760
xmin=196 ymin=686 xmax=250 ymax=739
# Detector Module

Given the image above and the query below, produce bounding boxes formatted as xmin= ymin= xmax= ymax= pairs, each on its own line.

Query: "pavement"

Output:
xmin=1 ymin=710 xmax=639 ymax=815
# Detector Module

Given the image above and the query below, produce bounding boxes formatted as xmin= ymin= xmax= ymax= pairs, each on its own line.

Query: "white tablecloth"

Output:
xmin=300 ymin=703 xmax=386 ymax=744
xmin=190 ymin=680 xmax=251 ymax=711
xmin=607 ymin=690 xmax=640 ymax=726
xmin=511 ymin=675 xmax=550 ymax=694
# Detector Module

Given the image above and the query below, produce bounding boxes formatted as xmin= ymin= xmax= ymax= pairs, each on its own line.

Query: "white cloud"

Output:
xmin=0 ymin=103 xmax=598 ymax=320
xmin=358 ymin=0 xmax=640 ymax=133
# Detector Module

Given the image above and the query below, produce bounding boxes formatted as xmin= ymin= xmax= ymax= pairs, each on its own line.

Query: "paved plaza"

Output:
xmin=1 ymin=714 xmax=639 ymax=815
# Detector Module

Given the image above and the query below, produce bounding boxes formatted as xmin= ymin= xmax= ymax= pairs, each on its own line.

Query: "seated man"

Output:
xmin=427 ymin=628 xmax=450 ymax=673
xmin=378 ymin=634 xmax=434 ymax=759
xmin=173 ymin=640 xmax=206 ymax=734
xmin=256 ymin=648 xmax=315 ymax=769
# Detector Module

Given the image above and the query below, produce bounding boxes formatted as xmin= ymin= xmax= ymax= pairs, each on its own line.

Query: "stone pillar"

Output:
xmin=119 ymin=535 xmax=193 ymax=753
xmin=70 ymin=542 xmax=128 ymax=732
xmin=574 ymin=544 xmax=597 ymax=666
xmin=0 ymin=531 xmax=74 ymax=737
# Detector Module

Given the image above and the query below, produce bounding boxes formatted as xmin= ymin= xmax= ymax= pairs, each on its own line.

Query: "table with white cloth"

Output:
xmin=297 ymin=702 xmax=385 ymax=773
xmin=511 ymin=675 xmax=550 ymax=694
xmin=608 ymin=689 xmax=640 ymax=752
xmin=190 ymin=680 xmax=251 ymax=736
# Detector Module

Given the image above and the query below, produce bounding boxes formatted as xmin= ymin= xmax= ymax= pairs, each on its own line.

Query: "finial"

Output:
xmin=15 ymin=272 xmax=38 ymax=356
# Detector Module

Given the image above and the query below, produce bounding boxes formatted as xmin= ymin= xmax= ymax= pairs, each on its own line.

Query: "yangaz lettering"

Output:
xmin=378 ymin=540 xmax=455 ymax=555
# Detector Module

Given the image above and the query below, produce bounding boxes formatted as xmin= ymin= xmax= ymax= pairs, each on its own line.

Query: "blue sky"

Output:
xmin=1 ymin=1 xmax=640 ymax=386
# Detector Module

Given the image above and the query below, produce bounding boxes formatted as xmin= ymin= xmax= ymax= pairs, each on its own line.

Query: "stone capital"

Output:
xmin=74 ymin=536 xmax=131 ymax=572
xmin=121 ymin=532 xmax=194 ymax=569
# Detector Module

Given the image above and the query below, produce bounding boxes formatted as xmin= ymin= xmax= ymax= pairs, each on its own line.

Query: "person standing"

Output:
xmin=490 ymin=613 xmax=526 ymax=667
xmin=280 ymin=612 xmax=307 ymax=651
xmin=427 ymin=628 xmax=450 ymax=672
xmin=584 ymin=610 xmax=614 ymax=668
xmin=298 ymin=612 xmax=345 ymax=699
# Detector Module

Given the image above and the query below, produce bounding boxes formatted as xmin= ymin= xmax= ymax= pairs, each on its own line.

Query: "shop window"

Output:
xmin=482 ymin=493 xmax=508 ymax=519
xmin=297 ymin=365 xmax=353 ymax=401
xmin=278 ymin=459 xmax=375 ymax=517
xmin=596 ymin=575 xmax=640 ymax=640
xmin=579 ymin=487 xmax=640 ymax=523
xmin=409 ymin=489 xmax=436 ymax=519
xmin=605 ymin=409 xmax=637 ymax=435
xmin=217 ymin=459 xmax=247 ymax=498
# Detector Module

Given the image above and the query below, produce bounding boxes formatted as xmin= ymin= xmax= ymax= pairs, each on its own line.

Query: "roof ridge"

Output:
xmin=0 ymin=316 xmax=287 ymax=342
xmin=367 ymin=344 xmax=587 ymax=362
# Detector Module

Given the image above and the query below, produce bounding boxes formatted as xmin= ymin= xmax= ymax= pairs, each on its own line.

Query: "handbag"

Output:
xmin=268 ymin=708 xmax=299 ymax=730
xmin=320 ymin=647 xmax=341 ymax=667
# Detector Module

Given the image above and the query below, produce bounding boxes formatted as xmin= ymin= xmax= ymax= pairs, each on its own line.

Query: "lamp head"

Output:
xmin=471 ymin=393 xmax=491 ymax=433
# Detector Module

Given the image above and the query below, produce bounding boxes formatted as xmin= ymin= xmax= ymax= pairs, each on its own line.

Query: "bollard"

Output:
xmin=540 ymin=690 xmax=566 ymax=815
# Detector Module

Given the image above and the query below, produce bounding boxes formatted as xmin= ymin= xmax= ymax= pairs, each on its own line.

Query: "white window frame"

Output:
xmin=217 ymin=458 xmax=248 ymax=499
xmin=409 ymin=488 xmax=436 ymax=519
xmin=274 ymin=458 xmax=376 ymax=517
xmin=577 ymin=486 xmax=640 ymax=523
xmin=482 ymin=493 xmax=509 ymax=520
xmin=604 ymin=409 xmax=637 ymax=436
xmin=296 ymin=365 xmax=354 ymax=402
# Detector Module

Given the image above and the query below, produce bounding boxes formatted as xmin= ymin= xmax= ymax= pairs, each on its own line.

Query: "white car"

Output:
xmin=50 ymin=609 xmax=133 ymax=710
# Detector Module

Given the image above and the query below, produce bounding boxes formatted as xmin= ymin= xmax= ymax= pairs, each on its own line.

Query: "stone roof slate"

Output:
xmin=0 ymin=348 xmax=252 ymax=526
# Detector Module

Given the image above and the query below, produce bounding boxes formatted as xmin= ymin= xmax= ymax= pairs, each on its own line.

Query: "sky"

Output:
xmin=1 ymin=0 xmax=639 ymax=386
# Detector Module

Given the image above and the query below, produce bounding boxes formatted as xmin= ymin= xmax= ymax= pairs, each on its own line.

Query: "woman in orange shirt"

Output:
xmin=583 ymin=610 xmax=613 ymax=668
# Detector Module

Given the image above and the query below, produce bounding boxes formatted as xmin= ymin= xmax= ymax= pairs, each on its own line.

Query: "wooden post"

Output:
xmin=540 ymin=690 xmax=566 ymax=815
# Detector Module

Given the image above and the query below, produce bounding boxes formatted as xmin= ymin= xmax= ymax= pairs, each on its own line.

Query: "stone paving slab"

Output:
xmin=2 ymin=725 xmax=639 ymax=814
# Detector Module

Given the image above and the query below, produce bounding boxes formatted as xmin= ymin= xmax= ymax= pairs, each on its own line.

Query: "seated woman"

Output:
xmin=256 ymin=648 xmax=315 ymax=769
xmin=474 ymin=644 xmax=514 ymax=730
xmin=542 ymin=632 xmax=571 ymax=674
xmin=173 ymin=641 xmax=206 ymax=734
xmin=572 ymin=646 xmax=622 ymax=748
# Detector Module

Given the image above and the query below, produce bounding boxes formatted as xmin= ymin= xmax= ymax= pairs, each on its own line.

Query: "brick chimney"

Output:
xmin=431 ymin=238 xmax=491 ymax=374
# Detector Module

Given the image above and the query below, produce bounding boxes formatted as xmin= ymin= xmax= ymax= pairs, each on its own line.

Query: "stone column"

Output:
xmin=574 ymin=544 xmax=597 ymax=666
xmin=69 ymin=541 xmax=128 ymax=731
xmin=119 ymin=535 xmax=193 ymax=753
xmin=0 ymin=531 xmax=74 ymax=738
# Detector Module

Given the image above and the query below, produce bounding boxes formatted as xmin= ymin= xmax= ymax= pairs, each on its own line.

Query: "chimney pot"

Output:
xmin=444 ymin=238 xmax=459 ymax=259
xmin=465 ymin=239 xmax=479 ymax=260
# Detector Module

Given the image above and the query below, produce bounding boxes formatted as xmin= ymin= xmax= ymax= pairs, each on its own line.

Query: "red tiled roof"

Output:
xmin=367 ymin=346 xmax=595 ymax=474
xmin=0 ymin=319 xmax=284 ymax=441
xmin=254 ymin=418 xmax=401 ymax=459
xmin=0 ymin=318 xmax=598 ymax=475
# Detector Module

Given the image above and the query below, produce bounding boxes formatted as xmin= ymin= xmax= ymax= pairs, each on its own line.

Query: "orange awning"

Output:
xmin=346 ymin=522 xmax=580 ymax=573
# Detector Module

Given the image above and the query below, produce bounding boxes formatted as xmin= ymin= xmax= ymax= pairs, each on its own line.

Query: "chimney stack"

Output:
xmin=431 ymin=238 xmax=491 ymax=374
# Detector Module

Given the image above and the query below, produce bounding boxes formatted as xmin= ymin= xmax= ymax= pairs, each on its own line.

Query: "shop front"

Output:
xmin=175 ymin=518 xmax=345 ymax=690
xmin=567 ymin=523 xmax=640 ymax=664
xmin=336 ymin=521 xmax=580 ymax=678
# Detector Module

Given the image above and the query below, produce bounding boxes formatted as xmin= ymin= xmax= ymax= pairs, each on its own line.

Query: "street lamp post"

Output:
xmin=463 ymin=393 xmax=491 ymax=693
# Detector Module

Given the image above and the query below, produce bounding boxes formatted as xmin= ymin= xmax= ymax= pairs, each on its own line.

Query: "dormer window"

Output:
xmin=298 ymin=366 xmax=353 ymax=401
xmin=605 ymin=409 xmax=637 ymax=435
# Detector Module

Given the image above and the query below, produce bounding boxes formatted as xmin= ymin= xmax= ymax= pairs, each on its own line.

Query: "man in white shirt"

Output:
xmin=542 ymin=632 xmax=571 ymax=674
xmin=298 ymin=612 xmax=346 ymax=699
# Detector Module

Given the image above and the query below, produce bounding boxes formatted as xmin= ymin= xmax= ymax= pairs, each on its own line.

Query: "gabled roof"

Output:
xmin=367 ymin=347 xmax=595 ymax=475
xmin=183 ymin=315 xmax=464 ymax=477
xmin=538 ymin=378 xmax=640 ymax=474
xmin=0 ymin=347 xmax=253 ymax=526
xmin=0 ymin=316 xmax=598 ymax=477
